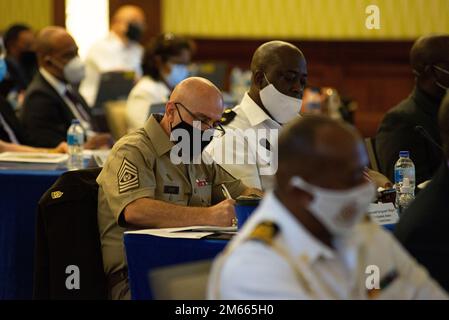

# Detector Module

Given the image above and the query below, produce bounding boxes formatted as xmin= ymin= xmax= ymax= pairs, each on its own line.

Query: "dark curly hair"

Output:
xmin=3 ymin=23 xmax=31 ymax=51
xmin=142 ymin=33 xmax=194 ymax=81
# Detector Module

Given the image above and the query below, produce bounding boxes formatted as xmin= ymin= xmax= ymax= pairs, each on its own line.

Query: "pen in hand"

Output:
xmin=221 ymin=184 xmax=233 ymax=200
xmin=221 ymin=184 xmax=238 ymax=227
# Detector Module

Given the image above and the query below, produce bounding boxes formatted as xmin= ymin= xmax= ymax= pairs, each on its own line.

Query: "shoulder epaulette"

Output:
xmin=248 ymin=221 xmax=279 ymax=246
xmin=220 ymin=109 xmax=237 ymax=126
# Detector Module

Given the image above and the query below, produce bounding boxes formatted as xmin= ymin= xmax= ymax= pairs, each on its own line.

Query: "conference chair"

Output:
xmin=149 ymin=259 xmax=213 ymax=300
xmin=33 ymin=167 xmax=107 ymax=300
xmin=364 ymin=137 xmax=380 ymax=172
xmin=105 ymin=100 xmax=129 ymax=140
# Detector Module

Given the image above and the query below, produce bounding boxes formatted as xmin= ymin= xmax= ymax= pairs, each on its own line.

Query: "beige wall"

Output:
xmin=163 ymin=0 xmax=449 ymax=40
xmin=0 ymin=0 xmax=53 ymax=33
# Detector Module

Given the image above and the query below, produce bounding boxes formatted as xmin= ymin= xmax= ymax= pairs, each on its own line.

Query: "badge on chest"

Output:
xmin=195 ymin=178 xmax=210 ymax=187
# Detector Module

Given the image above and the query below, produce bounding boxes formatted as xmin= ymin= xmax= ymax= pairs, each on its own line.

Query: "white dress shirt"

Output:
xmin=40 ymin=68 xmax=93 ymax=135
xmin=126 ymin=76 xmax=170 ymax=131
xmin=206 ymin=93 xmax=284 ymax=191
xmin=208 ymin=192 xmax=448 ymax=300
xmin=79 ymin=32 xmax=143 ymax=107
xmin=0 ymin=112 xmax=19 ymax=144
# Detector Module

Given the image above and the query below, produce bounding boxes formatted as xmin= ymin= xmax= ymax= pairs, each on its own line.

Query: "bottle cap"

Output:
xmin=399 ymin=151 xmax=410 ymax=158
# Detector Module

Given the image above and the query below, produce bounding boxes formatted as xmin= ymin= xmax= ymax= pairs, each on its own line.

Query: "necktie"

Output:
xmin=65 ymin=87 xmax=91 ymax=123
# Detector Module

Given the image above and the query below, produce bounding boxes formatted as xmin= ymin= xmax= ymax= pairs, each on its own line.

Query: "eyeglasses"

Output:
xmin=174 ymin=102 xmax=226 ymax=137
xmin=434 ymin=65 xmax=449 ymax=75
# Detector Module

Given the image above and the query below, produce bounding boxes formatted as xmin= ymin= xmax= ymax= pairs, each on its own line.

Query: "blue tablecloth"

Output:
xmin=124 ymin=223 xmax=396 ymax=300
xmin=124 ymin=234 xmax=228 ymax=300
xmin=0 ymin=166 xmax=64 ymax=300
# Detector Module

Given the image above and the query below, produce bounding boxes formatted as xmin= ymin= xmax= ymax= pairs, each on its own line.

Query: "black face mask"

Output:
xmin=19 ymin=50 xmax=38 ymax=69
xmin=126 ymin=23 xmax=143 ymax=42
xmin=170 ymin=120 xmax=214 ymax=162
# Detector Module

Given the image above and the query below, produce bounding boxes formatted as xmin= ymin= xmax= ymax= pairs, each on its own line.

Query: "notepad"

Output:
xmin=0 ymin=152 xmax=68 ymax=164
xmin=125 ymin=226 xmax=237 ymax=239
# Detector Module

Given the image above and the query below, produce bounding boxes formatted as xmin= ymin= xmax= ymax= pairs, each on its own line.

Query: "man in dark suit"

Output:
xmin=21 ymin=26 xmax=111 ymax=149
xmin=376 ymin=35 xmax=449 ymax=185
xmin=0 ymin=95 xmax=67 ymax=153
xmin=0 ymin=95 xmax=27 ymax=144
xmin=394 ymin=92 xmax=449 ymax=292
xmin=0 ymin=52 xmax=67 ymax=153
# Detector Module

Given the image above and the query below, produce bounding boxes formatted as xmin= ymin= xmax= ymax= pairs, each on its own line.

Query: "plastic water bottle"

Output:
xmin=397 ymin=178 xmax=415 ymax=215
xmin=67 ymin=119 xmax=85 ymax=171
xmin=394 ymin=151 xmax=415 ymax=214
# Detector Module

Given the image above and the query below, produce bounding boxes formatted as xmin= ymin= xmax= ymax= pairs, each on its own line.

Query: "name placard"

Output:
xmin=368 ymin=203 xmax=399 ymax=225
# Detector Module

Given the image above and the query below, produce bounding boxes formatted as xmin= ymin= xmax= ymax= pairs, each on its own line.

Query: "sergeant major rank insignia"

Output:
xmin=118 ymin=158 xmax=139 ymax=193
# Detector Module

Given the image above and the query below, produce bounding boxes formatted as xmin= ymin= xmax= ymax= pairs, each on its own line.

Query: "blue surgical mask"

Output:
xmin=0 ymin=58 xmax=7 ymax=82
xmin=165 ymin=64 xmax=189 ymax=88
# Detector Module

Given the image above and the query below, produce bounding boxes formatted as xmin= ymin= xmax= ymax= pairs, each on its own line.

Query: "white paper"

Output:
xmin=368 ymin=203 xmax=399 ymax=225
xmin=125 ymin=226 xmax=237 ymax=239
xmin=83 ymin=149 xmax=110 ymax=166
xmin=0 ymin=152 xmax=68 ymax=164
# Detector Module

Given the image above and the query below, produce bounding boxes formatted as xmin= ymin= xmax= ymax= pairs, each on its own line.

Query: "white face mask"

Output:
xmin=290 ymin=176 xmax=376 ymax=237
xmin=259 ymin=74 xmax=303 ymax=124
xmin=63 ymin=56 xmax=85 ymax=85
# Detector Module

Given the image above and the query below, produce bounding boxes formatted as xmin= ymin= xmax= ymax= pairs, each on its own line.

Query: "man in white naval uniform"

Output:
xmin=208 ymin=116 xmax=448 ymax=300
xmin=206 ymin=41 xmax=307 ymax=191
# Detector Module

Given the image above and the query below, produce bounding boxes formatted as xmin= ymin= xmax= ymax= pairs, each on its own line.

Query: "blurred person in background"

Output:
xmin=21 ymin=26 xmax=112 ymax=149
xmin=0 ymin=23 xmax=37 ymax=109
xmin=376 ymin=35 xmax=449 ymax=185
xmin=126 ymin=33 xmax=193 ymax=131
xmin=80 ymin=5 xmax=146 ymax=107
xmin=394 ymin=92 xmax=449 ymax=292
xmin=0 ymin=44 xmax=66 ymax=153
xmin=1 ymin=87 xmax=64 ymax=153
xmin=208 ymin=115 xmax=447 ymax=300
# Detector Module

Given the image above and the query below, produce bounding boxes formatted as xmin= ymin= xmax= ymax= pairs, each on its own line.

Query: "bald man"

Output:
xmin=376 ymin=34 xmax=449 ymax=185
xmin=208 ymin=115 xmax=447 ymax=300
xmin=80 ymin=5 xmax=146 ymax=107
xmin=97 ymin=77 xmax=262 ymax=299
xmin=207 ymin=41 xmax=307 ymax=191
xmin=21 ymin=27 xmax=111 ymax=149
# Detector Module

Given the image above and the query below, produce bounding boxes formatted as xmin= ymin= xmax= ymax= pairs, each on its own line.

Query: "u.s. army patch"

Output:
xmin=118 ymin=158 xmax=139 ymax=193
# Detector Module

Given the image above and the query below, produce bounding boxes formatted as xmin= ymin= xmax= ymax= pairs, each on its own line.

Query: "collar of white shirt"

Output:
xmin=108 ymin=31 xmax=140 ymax=50
xmin=240 ymin=93 xmax=278 ymax=127
xmin=39 ymin=67 xmax=67 ymax=97
xmin=248 ymin=191 xmax=336 ymax=263
xmin=39 ymin=67 xmax=93 ymax=133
